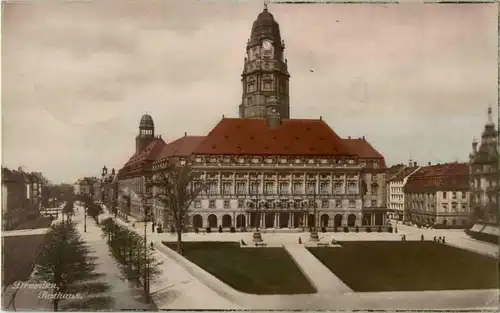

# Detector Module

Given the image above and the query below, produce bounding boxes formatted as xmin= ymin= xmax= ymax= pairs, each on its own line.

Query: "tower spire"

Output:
xmin=264 ymin=0 xmax=269 ymax=11
xmin=487 ymin=104 xmax=493 ymax=124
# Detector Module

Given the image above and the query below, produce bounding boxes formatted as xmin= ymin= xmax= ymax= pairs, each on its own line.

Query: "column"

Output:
xmin=331 ymin=173 xmax=334 ymax=194
xmin=247 ymin=172 xmax=251 ymax=194
xmin=246 ymin=213 xmax=250 ymax=228
xmin=218 ymin=172 xmax=222 ymax=195
xmin=371 ymin=213 xmax=375 ymax=226
xmin=288 ymin=213 xmax=292 ymax=228
xmin=290 ymin=173 xmax=294 ymax=195
xmin=275 ymin=172 xmax=279 ymax=195
xmin=274 ymin=213 xmax=278 ymax=228
xmin=232 ymin=172 xmax=236 ymax=194
xmin=316 ymin=174 xmax=320 ymax=194
xmin=261 ymin=213 xmax=265 ymax=228
xmin=260 ymin=172 xmax=264 ymax=195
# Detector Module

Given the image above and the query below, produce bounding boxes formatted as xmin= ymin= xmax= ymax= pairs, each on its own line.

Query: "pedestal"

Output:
xmin=253 ymin=231 xmax=263 ymax=242
xmin=309 ymin=231 xmax=319 ymax=242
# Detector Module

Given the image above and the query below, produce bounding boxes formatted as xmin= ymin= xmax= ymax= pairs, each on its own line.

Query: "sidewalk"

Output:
xmin=284 ymin=244 xmax=352 ymax=295
xmin=73 ymin=207 xmax=154 ymax=310
xmin=98 ymin=207 xmax=241 ymax=310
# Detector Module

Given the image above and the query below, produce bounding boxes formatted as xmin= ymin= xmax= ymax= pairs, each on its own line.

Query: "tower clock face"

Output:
xmin=262 ymin=40 xmax=273 ymax=51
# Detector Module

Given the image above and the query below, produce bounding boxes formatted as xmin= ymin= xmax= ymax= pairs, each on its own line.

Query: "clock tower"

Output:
xmin=239 ymin=5 xmax=290 ymax=119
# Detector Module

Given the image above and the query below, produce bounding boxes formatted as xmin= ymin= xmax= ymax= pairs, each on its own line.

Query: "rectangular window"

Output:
xmin=321 ymin=200 xmax=329 ymax=208
xmin=208 ymin=181 xmax=217 ymax=195
xmin=279 ymin=182 xmax=289 ymax=195
xmin=209 ymin=200 xmax=216 ymax=209
xmin=248 ymin=83 xmax=255 ymax=92
xmin=347 ymin=182 xmax=357 ymax=194
xmin=222 ymin=182 xmax=232 ymax=195
xmin=348 ymin=200 xmax=355 ymax=208
xmin=461 ymin=192 xmax=466 ymax=199
xmin=334 ymin=182 xmax=343 ymax=194
xmin=250 ymin=182 xmax=259 ymax=194
xmin=194 ymin=200 xmax=201 ymax=208
xmin=461 ymin=203 xmax=466 ymax=211
xmin=443 ymin=192 xmax=447 ymax=199
xmin=264 ymin=182 xmax=274 ymax=195
xmin=224 ymin=200 xmax=230 ymax=209
xmin=320 ymin=182 xmax=330 ymax=194
xmin=306 ymin=182 xmax=316 ymax=194
xmin=452 ymin=203 xmax=457 ymax=210
xmin=371 ymin=200 xmax=377 ymax=207
xmin=293 ymin=182 xmax=303 ymax=194
xmin=238 ymin=200 xmax=244 ymax=208
xmin=264 ymin=82 xmax=271 ymax=90
xmin=236 ymin=182 xmax=246 ymax=194
xmin=452 ymin=192 xmax=457 ymax=199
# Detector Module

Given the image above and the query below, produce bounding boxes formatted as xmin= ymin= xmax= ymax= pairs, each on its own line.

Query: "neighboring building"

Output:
xmin=1 ymin=167 xmax=46 ymax=230
xmin=405 ymin=163 xmax=470 ymax=228
xmin=468 ymin=106 xmax=499 ymax=239
xmin=118 ymin=6 xmax=388 ymax=229
xmin=75 ymin=177 xmax=100 ymax=201
xmin=117 ymin=114 xmax=166 ymax=219
xmin=387 ymin=163 xmax=421 ymax=221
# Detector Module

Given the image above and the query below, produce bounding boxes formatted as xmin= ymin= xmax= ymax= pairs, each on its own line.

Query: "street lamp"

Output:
xmin=252 ymin=178 xmax=263 ymax=243
xmin=101 ymin=165 xmax=108 ymax=203
xmin=309 ymin=184 xmax=319 ymax=242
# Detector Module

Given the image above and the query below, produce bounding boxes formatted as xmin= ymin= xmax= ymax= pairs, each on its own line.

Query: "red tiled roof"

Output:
xmin=118 ymin=138 xmax=166 ymax=177
xmin=405 ymin=163 xmax=469 ymax=193
xmin=157 ymin=136 xmax=205 ymax=160
xmin=388 ymin=166 xmax=420 ymax=182
xmin=342 ymin=138 xmax=384 ymax=159
xmin=192 ymin=118 xmax=355 ymax=156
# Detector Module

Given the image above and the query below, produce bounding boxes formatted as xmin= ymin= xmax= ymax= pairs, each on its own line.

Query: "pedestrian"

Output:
xmin=420 ymin=234 xmax=424 ymax=241
xmin=438 ymin=236 xmax=442 ymax=243
xmin=433 ymin=236 xmax=437 ymax=242
xmin=442 ymin=236 xmax=446 ymax=244
xmin=298 ymin=236 xmax=302 ymax=244
xmin=403 ymin=234 xmax=407 ymax=241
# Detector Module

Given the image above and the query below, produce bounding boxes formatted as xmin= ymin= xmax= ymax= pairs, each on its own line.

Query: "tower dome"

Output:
xmin=248 ymin=7 xmax=282 ymax=48
xmin=139 ymin=114 xmax=154 ymax=129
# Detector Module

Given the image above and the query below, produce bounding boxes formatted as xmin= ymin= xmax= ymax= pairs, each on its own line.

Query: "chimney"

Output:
xmin=348 ymin=136 xmax=351 ymax=139
xmin=428 ymin=162 xmax=431 ymax=166
xmin=362 ymin=136 xmax=365 ymax=139
xmin=319 ymin=116 xmax=322 ymax=121
xmin=222 ymin=114 xmax=225 ymax=118
xmin=472 ymin=139 xmax=478 ymax=153
xmin=413 ymin=161 xmax=417 ymax=167
xmin=184 ymin=132 xmax=187 ymax=137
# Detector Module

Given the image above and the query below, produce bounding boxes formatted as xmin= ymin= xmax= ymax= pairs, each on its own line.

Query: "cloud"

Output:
xmin=1 ymin=1 xmax=497 ymax=183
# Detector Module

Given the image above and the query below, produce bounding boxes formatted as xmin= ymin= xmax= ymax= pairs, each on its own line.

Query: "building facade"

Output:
xmin=2 ymin=167 xmax=46 ymax=230
xmin=469 ymin=106 xmax=499 ymax=225
xmin=117 ymin=114 xmax=166 ymax=219
xmin=387 ymin=164 xmax=420 ymax=221
xmin=119 ymin=6 xmax=388 ymax=230
xmin=405 ymin=163 xmax=470 ymax=228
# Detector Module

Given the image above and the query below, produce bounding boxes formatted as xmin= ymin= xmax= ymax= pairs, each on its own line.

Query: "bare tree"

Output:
xmin=151 ymin=158 xmax=205 ymax=255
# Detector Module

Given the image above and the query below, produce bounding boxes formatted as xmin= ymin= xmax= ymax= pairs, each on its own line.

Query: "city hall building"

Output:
xmin=119 ymin=6 xmax=389 ymax=230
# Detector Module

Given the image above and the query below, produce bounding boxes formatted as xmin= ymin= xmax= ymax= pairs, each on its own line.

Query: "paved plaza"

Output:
xmin=97 ymin=207 xmax=499 ymax=310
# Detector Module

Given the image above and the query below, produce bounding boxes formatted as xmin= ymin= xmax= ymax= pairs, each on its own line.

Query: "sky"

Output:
xmin=2 ymin=0 xmax=498 ymax=184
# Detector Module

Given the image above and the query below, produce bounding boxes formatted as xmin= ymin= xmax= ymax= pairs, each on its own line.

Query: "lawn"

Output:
xmin=2 ymin=234 xmax=48 ymax=287
xmin=308 ymin=241 xmax=498 ymax=292
xmin=163 ymin=241 xmax=316 ymax=294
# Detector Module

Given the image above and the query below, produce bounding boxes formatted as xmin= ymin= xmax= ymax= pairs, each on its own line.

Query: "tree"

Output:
xmin=62 ymin=200 xmax=75 ymax=222
xmin=151 ymin=159 xmax=205 ymax=255
xmin=86 ymin=203 xmax=103 ymax=224
xmin=99 ymin=217 xmax=163 ymax=300
xmin=33 ymin=221 xmax=112 ymax=311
